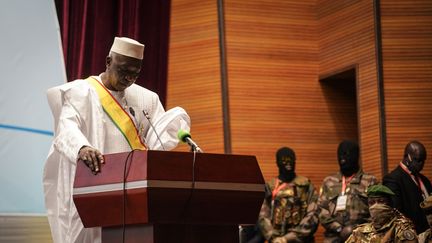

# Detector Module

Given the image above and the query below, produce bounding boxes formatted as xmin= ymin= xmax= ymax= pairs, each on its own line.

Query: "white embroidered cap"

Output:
xmin=110 ymin=37 xmax=144 ymax=60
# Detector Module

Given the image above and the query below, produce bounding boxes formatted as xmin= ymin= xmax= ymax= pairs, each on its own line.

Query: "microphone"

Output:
xmin=142 ymin=110 xmax=166 ymax=151
xmin=129 ymin=107 xmax=148 ymax=146
xmin=177 ymin=129 xmax=203 ymax=153
xmin=129 ymin=107 xmax=138 ymax=126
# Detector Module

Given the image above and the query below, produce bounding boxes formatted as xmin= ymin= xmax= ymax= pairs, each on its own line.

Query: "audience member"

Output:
xmin=346 ymin=184 xmax=418 ymax=242
xmin=317 ymin=140 xmax=377 ymax=243
xmin=258 ymin=147 xmax=319 ymax=243
xmin=383 ymin=141 xmax=432 ymax=234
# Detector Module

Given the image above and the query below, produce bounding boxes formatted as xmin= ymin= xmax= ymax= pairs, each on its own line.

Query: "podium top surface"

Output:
xmin=74 ymin=150 xmax=265 ymax=193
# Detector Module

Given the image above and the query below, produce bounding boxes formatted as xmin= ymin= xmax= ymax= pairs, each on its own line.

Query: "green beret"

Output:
xmin=367 ymin=184 xmax=395 ymax=197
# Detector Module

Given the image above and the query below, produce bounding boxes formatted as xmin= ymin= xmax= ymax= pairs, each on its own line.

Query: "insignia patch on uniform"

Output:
xmin=287 ymin=189 xmax=294 ymax=196
xmin=402 ymin=230 xmax=415 ymax=240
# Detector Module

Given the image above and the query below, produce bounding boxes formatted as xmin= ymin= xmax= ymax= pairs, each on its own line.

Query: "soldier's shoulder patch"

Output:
xmin=360 ymin=223 xmax=373 ymax=233
xmin=402 ymin=230 xmax=416 ymax=240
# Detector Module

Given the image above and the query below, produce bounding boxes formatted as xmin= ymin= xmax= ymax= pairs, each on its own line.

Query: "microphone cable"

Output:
xmin=122 ymin=149 xmax=138 ymax=243
xmin=180 ymin=150 xmax=198 ymax=219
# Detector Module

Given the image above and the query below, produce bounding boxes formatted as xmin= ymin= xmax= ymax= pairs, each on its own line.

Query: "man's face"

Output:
xmin=368 ymin=196 xmax=391 ymax=207
xmin=338 ymin=146 xmax=358 ymax=166
xmin=405 ymin=143 xmax=427 ymax=174
xmin=337 ymin=141 xmax=359 ymax=175
xmin=106 ymin=53 xmax=141 ymax=91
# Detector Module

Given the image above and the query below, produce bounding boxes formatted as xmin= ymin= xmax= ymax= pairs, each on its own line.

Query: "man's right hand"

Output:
xmin=78 ymin=146 xmax=104 ymax=175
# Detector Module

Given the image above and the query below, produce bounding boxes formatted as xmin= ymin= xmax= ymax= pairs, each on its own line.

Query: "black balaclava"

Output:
xmin=403 ymin=140 xmax=427 ymax=175
xmin=337 ymin=140 xmax=360 ymax=177
xmin=276 ymin=147 xmax=296 ymax=182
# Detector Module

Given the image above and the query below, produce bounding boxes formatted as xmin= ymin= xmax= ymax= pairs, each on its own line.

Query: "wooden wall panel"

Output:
xmin=317 ymin=0 xmax=383 ymax=179
xmin=167 ymin=0 xmax=431 ymax=241
xmin=167 ymin=0 xmax=224 ymax=152
xmin=224 ymin=0 xmax=332 ymax=189
xmin=223 ymin=0 xmax=372 ymax=240
xmin=381 ymin=0 xmax=432 ymax=179
xmin=168 ymin=0 xmax=387 ymax=188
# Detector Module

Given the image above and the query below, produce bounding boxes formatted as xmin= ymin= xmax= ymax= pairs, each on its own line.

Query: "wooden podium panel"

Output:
xmin=102 ymin=224 xmax=239 ymax=243
xmin=73 ymin=150 xmax=265 ymax=242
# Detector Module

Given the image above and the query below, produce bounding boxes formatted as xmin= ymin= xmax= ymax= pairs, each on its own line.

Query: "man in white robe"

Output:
xmin=43 ymin=37 xmax=190 ymax=243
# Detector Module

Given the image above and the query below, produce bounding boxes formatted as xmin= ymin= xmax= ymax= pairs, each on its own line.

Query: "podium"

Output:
xmin=73 ymin=150 xmax=265 ymax=243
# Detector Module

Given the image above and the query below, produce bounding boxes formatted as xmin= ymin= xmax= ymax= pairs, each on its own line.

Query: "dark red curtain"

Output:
xmin=54 ymin=0 xmax=170 ymax=106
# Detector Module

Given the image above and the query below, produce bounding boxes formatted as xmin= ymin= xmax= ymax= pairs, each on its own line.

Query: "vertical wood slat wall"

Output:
xmin=168 ymin=0 xmax=432 ymax=241
xmin=168 ymin=0 xmax=389 ymax=196
xmin=225 ymin=0 xmax=375 ymax=241
xmin=381 ymin=0 xmax=432 ymax=179
xmin=222 ymin=2 xmax=356 ymax=240
xmin=168 ymin=0 xmax=431 ymax=240
xmin=317 ymin=0 xmax=383 ymax=179
xmin=224 ymin=0 xmax=325 ymax=186
xmin=167 ymin=0 xmax=225 ymax=152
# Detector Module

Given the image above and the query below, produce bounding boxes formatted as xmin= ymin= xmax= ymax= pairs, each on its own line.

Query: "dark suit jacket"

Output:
xmin=383 ymin=165 xmax=432 ymax=234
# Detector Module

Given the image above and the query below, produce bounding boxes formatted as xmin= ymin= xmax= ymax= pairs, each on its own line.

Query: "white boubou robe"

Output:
xmin=43 ymin=75 xmax=190 ymax=243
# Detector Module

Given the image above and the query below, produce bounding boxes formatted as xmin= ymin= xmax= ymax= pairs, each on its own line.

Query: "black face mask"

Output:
xmin=276 ymin=147 xmax=296 ymax=182
xmin=337 ymin=141 xmax=360 ymax=176
xmin=406 ymin=154 xmax=425 ymax=175
xmin=404 ymin=141 xmax=427 ymax=175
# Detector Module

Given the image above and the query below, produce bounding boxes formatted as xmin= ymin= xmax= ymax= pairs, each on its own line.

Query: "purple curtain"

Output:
xmin=55 ymin=0 xmax=170 ymax=106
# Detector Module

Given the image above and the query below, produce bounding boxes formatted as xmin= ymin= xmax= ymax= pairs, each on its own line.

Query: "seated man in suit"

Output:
xmin=383 ymin=141 xmax=432 ymax=234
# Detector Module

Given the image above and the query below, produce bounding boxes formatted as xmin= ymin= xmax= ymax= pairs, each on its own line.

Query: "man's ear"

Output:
xmin=106 ymin=55 xmax=112 ymax=68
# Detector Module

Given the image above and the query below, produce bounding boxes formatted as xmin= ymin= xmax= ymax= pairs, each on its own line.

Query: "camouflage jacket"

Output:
xmin=258 ymin=175 xmax=319 ymax=242
xmin=346 ymin=210 xmax=418 ymax=243
xmin=317 ymin=170 xmax=377 ymax=240
xmin=419 ymin=229 xmax=431 ymax=243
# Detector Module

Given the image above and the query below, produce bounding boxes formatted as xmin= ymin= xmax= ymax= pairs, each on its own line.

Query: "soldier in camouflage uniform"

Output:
xmin=346 ymin=184 xmax=418 ymax=243
xmin=317 ymin=140 xmax=378 ymax=243
xmin=258 ymin=147 xmax=319 ymax=243
xmin=419 ymin=196 xmax=432 ymax=243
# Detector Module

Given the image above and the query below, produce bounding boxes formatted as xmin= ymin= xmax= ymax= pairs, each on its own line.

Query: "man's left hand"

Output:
xmin=78 ymin=146 xmax=104 ymax=175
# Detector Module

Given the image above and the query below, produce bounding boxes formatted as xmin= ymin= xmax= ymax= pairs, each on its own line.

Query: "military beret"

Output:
xmin=420 ymin=195 xmax=432 ymax=209
xmin=366 ymin=184 xmax=395 ymax=197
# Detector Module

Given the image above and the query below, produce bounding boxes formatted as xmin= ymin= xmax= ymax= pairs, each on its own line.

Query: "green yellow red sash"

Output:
xmin=86 ymin=77 xmax=146 ymax=150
